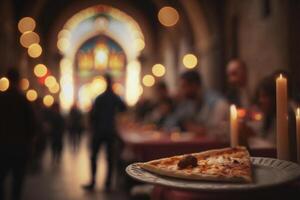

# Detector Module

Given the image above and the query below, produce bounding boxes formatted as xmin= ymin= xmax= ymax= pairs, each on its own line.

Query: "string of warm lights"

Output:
xmin=16 ymin=16 xmax=59 ymax=107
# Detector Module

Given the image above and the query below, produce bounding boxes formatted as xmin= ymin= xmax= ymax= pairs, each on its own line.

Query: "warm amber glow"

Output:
xmin=0 ymin=77 xmax=9 ymax=92
xmin=152 ymin=64 xmax=166 ymax=77
xmin=125 ymin=60 xmax=141 ymax=106
xmin=26 ymin=89 xmax=38 ymax=101
xmin=20 ymin=78 xmax=29 ymax=90
xmin=28 ymin=43 xmax=42 ymax=58
xmin=230 ymin=104 xmax=237 ymax=119
xmin=142 ymin=74 xmax=155 ymax=87
xmin=57 ymin=38 xmax=70 ymax=52
xmin=158 ymin=6 xmax=179 ymax=27
xmin=237 ymin=109 xmax=246 ymax=118
xmin=60 ymin=58 xmax=72 ymax=69
xmin=91 ymin=76 xmax=107 ymax=96
xmin=253 ymin=113 xmax=263 ymax=121
xmin=43 ymin=95 xmax=54 ymax=107
xmin=135 ymin=38 xmax=145 ymax=51
xmin=34 ymin=64 xmax=47 ymax=77
xmin=45 ymin=76 xmax=57 ymax=88
xmin=20 ymin=31 xmax=40 ymax=48
xmin=58 ymin=29 xmax=71 ymax=39
xmin=113 ymin=83 xmax=124 ymax=95
xmin=49 ymin=83 xmax=60 ymax=94
xmin=183 ymin=54 xmax=198 ymax=69
xmin=18 ymin=17 xmax=36 ymax=33
xmin=138 ymin=85 xmax=143 ymax=96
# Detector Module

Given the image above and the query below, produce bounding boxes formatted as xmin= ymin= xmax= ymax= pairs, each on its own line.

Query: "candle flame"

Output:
xmin=230 ymin=104 xmax=237 ymax=119
xmin=297 ymin=108 xmax=300 ymax=118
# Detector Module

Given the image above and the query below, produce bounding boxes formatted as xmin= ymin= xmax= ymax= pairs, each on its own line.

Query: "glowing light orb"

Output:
xmin=26 ymin=89 xmax=38 ymax=101
xmin=183 ymin=54 xmax=198 ymax=69
xmin=142 ymin=74 xmax=155 ymax=87
xmin=34 ymin=64 xmax=47 ymax=77
xmin=57 ymin=38 xmax=70 ymax=52
xmin=20 ymin=31 xmax=40 ymax=48
xmin=45 ymin=76 xmax=57 ymax=88
xmin=20 ymin=78 xmax=29 ymax=90
xmin=158 ymin=7 xmax=179 ymax=27
xmin=152 ymin=64 xmax=166 ymax=77
xmin=28 ymin=43 xmax=42 ymax=58
xmin=0 ymin=77 xmax=9 ymax=92
xmin=43 ymin=95 xmax=54 ymax=107
xmin=18 ymin=17 xmax=36 ymax=33
xmin=49 ymin=83 xmax=60 ymax=94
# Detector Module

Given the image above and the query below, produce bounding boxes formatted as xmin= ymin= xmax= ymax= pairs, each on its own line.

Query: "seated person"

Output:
xmin=251 ymin=75 xmax=296 ymax=159
xmin=164 ymin=70 xmax=229 ymax=137
xmin=146 ymin=81 xmax=174 ymax=128
xmin=226 ymin=59 xmax=251 ymax=108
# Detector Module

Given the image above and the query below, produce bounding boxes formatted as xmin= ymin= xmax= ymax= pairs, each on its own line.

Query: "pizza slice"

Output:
xmin=138 ymin=146 xmax=252 ymax=183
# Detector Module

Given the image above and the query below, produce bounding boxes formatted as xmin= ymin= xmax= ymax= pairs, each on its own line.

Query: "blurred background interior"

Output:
xmin=0 ymin=0 xmax=300 ymax=200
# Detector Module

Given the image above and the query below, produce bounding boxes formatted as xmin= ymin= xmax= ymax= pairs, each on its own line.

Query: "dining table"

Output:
xmin=121 ymin=127 xmax=299 ymax=200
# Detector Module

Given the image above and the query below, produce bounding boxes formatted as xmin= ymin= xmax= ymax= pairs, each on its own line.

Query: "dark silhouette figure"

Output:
xmin=0 ymin=69 xmax=36 ymax=200
xmin=68 ymin=104 xmax=84 ymax=152
xmin=46 ymin=103 xmax=65 ymax=163
xmin=83 ymin=74 xmax=126 ymax=191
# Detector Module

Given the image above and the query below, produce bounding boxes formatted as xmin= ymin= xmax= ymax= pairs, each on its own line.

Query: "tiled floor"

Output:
xmin=4 ymin=136 xmax=130 ymax=200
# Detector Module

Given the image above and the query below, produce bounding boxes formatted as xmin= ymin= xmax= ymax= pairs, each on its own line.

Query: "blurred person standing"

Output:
xmin=83 ymin=74 xmax=127 ymax=191
xmin=0 ymin=69 xmax=36 ymax=200
xmin=226 ymin=59 xmax=250 ymax=108
xmin=68 ymin=103 xmax=84 ymax=151
xmin=47 ymin=102 xmax=65 ymax=163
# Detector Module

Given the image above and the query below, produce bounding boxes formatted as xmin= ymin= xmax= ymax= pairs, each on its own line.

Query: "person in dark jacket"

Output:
xmin=83 ymin=74 xmax=126 ymax=191
xmin=0 ymin=69 xmax=36 ymax=200
xmin=68 ymin=103 xmax=84 ymax=151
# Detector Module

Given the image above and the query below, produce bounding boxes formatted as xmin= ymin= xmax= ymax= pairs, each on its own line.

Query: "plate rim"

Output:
xmin=126 ymin=157 xmax=300 ymax=192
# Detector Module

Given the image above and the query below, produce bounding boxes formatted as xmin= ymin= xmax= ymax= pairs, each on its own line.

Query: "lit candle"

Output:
xmin=230 ymin=104 xmax=238 ymax=147
xmin=296 ymin=108 xmax=300 ymax=163
xmin=276 ymin=74 xmax=289 ymax=160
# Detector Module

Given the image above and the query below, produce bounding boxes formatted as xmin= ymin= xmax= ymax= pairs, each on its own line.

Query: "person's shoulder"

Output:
xmin=204 ymin=90 xmax=228 ymax=105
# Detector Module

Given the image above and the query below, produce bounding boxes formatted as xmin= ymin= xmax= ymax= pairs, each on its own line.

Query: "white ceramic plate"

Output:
xmin=126 ymin=157 xmax=300 ymax=191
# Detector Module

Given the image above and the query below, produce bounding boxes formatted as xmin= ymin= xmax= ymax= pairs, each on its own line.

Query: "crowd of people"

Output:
xmin=135 ymin=59 xmax=298 ymax=156
xmin=0 ymin=59 xmax=299 ymax=199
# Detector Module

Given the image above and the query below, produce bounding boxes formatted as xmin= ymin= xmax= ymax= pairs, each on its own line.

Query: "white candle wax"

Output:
xmin=230 ymin=104 xmax=238 ymax=147
xmin=296 ymin=108 xmax=300 ymax=163
xmin=276 ymin=74 xmax=289 ymax=160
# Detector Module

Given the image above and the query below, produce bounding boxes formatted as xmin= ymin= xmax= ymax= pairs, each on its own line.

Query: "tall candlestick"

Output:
xmin=230 ymin=104 xmax=238 ymax=147
xmin=276 ymin=74 xmax=289 ymax=160
xmin=296 ymin=108 xmax=300 ymax=163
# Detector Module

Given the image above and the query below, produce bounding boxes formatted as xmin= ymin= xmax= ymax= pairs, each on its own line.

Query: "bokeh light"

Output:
xmin=43 ymin=95 xmax=54 ymax=107
xmin=152 ymin=64 xmax=166 ymax=77
xmin=91 ymin=76 xmax=107 ymax=96
xmin=28 ymin=43 xmax=42 ymax=58
xmin=20 ymin=78 xmax=29 ymax=90
xmin=183 ymin=54 xmax=198 ymax=69
xmin=158 ymin=6 xmax=179 ymax=27
xmin=113 ymin=83 xmax=124 ymax=95
xmin=58 ymin=29 xmax=71 ymax=39
xmin=57 ymin=38 xmax=70 ymax=52
xmin=45 ymin=76 xmax=57 ymax=88
xmin=142 ymin=74 xmax=155 ymax=87
xmin=135 ymin=38 xmax=145 ymax=51
xmin=0 ymin=77 xmax=9 ymax=92
xmin=20 ymin=31 xmax=40 ymax=48
xmin=26 ymin=89 xmax=38 ymax=101
xmin=34 ymin=64 xmax=47 ymax=77
xmin=49 ymin=83 xmax=60 ymax=94
xmin=18 ymin=17 xmax=36 ymax=33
